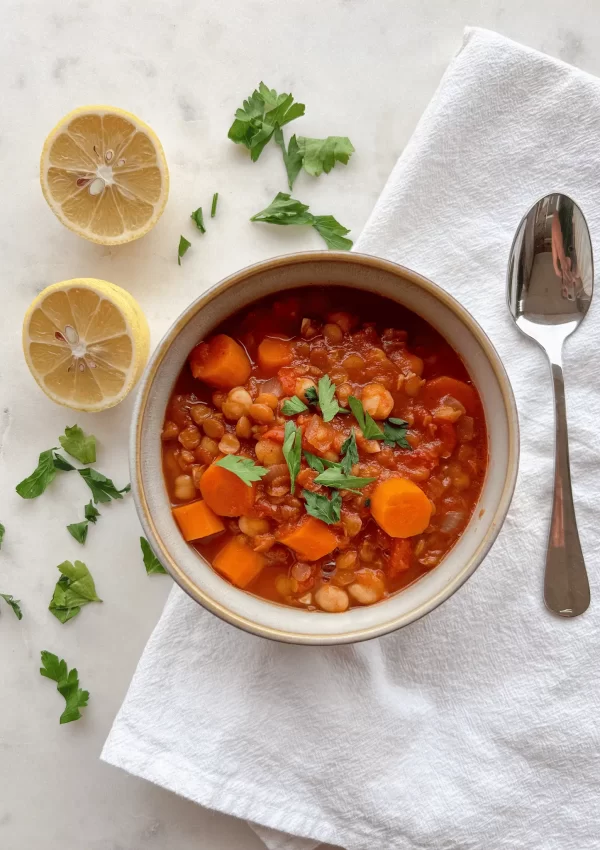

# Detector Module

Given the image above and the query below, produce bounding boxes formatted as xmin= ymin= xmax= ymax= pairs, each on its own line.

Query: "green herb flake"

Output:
xmin=314 ymin=467 xmax=377 ymax=492
xmin=0 ymin=593 xmax=22 ymax=620
xmin=364 ymin=497 xmax=371 ymax=508
xmin=316 ymin=374 xmax=342 ymax=422
xmin=282 ymin=421 xmax=302 ymax=493
xmin=274 ymin=129 xmax=304 ymax=190
xmin=304 ymin=385 xmax=319 ymax=406
xmin=0 ymin=523 xmax=4 ymax=549
xmin=228 ymin=82 xmax=305 ymax=162
xmin=383 ymin=418 xmax=412 ymax=450
xmin=281 ymin=395 xmax=308 ymax=415
xmin=214 ymin=454 xmax=268 ymax=486
xmin=53 ymin=453 xmax=76 ymax=471
xmin=312 ymin=215 xmax=353 ymax=251
xmin=190 ymin=207 xmax=206 ymax=233
xmin=250 ymin=192 xmax=352 ymax=251
xmin=140 ymin=537 xmax=167 ymax=575
xmin=348 ymin=396 xmax=385 ymax=440
xmin=303 ymin=489 xmax=342 ymax=525
xmin=211 ymin=193 xmax=219 ymax=218
xmin=59 ymin=425 xmax=96 ymax=464
xmin=178 ymin=235 xmax=191 ymax=265
xmin=67 ymin=521 xmax=89 ymax=545
xmin=340 ymin=429 xmax=359 ymax=475
xmin=40 ymin=651 xmax=89 ymax=724
xmin=16 ymin=448 xmax=58 ymax=499
xmin=48 ymin=560 xmax=102 ymax=624
xmin=296 ymin=136 xmax=355 ymax=178
xmin=84 ymin=502 xmax=100 ymax=524
xmin=304 ymin=451 xmax=325 ymax=473
xmin=78 ymin=468 xmax=130 ymax=504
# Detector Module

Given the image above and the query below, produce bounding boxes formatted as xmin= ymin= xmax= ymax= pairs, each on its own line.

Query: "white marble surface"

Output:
xmin=1 ymin=1 xmax=599 ymax=848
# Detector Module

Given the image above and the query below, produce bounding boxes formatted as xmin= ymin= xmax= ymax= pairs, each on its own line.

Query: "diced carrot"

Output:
xmin=277 ymin=366 xmax=298 ymax=395
xmin=388 ymin=538 xmax=413 ymax=577
xmin=213 ymin=535 xmax=266 ymax=588
xmin=172 ymin=500 xmax=225 ymax=542
xmin=257 ymin=337 xmax=293 ymax=376
xmin=189 ymin=334 xmax=251 ymax=389
xmin=420 ymin=376 xmax=477 ymax=415
xmin=199 ymin=462 xmax=256 ymax=517
xmin=370 ymin=477 xmax=432 ymax=538
xmin=261 ymin=426 xmax=286 ymax=444
xmin=278 ymin=516 xmax=337 ymax=561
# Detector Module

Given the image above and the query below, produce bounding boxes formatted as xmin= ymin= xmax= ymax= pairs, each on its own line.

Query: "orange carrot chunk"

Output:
xmin=213 ymin=535 xmax=266 ymax=588
xmin=199 ymin=462 xmax=256 ymax=517
xmin=257 ymin=337 xmax=293 ymax=376
xmin=420 ymin=376 xmax=477 ymax=415
xmin=189 ymin=334 xmax=251 ymax=389
xmin=371 ymin=477 xmax=432 ymax=538
xmin=172 ymin=500 xmax=225 ymax=542
xmin=278 ymin=516 xmax=337 ymax=561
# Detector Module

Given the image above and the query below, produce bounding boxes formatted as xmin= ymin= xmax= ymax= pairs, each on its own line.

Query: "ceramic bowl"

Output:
xmin=131 ymin=252 xmax=519 ymax=644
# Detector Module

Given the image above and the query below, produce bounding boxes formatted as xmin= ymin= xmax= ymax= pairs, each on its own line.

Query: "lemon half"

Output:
xmin=40 ymin=106 xmax=169 ymax=245
xmin=23 ymin=279 xmax=150 ymax=412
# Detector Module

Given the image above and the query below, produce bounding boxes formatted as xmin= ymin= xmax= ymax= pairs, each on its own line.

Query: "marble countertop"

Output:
xmin=1 ymin=1 xmax=599 ymax=848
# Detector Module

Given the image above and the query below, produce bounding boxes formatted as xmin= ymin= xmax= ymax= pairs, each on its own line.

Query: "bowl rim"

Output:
xmin=131 ymin=250 xmax=520 ymax=644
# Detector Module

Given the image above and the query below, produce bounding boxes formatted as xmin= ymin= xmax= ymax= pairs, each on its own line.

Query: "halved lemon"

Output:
xmin=40 ymin=106 xmax=169 ymax=245
xmin=23 ymin=279 xmax=150 ymax=412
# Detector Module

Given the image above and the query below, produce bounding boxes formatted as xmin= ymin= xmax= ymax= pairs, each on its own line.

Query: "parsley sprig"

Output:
xmin=214 ymin=454 xmax=268 ymax=485
xmin=282 ymin=421 xmax=302 ymax=493
xmin=251 ymin=192 xmax=352 ymax=250
xmin=40 ymin=651 xmax=89 ymax=724
xmin=59 ymin=425 xmax=96 ymax=465
xmin=303 ymin=489 xmax=342 ymax=525
xmin=140 ymin=537 xmax=167 ymax=575
xmin=48 ymin=560 xmax=102 ymax=624
xmin=0 ymin=594 xmax=22 ymax=620
xmin=228 ymin=82 xmax=306 ymax=162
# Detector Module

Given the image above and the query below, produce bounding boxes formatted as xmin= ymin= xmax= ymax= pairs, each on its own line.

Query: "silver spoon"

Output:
xmin=507 ymin=193 xmax=592 ymax=617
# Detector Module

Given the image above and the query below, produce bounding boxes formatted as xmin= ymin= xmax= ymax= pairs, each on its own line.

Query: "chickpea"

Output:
xmin=179 ymin=449 xmax=195 ymax=466
xmin=196 ymin=436 xmax=219 ymax=464
xmin=174 ymin=474 xmax=196 ymax=501
xmin=191 ymin=465 xmax=206 ymax=489
xmin=328 ymin=311 xmax=357 ymax=333
xmin=219 ymin=433 xmax=240 ymax=455
xmin=202 ymin=417 xmax=225 ymax=440
xmin=161 ymin=420 xmax=179 ymax=441
xmin=301 ymin=317 xmax=320 ymax=339
xmin=249 ymin=403 xmax=275 ymax=424
xmin=212 ymin=391 xmax=226 ymax=410
xmin=295 ymin=377 xmax=317 ymax=403
xmin=343 ymin=354 xmax=366 ymax=377
xmin=255 ymin=438 xmax=285 ymax=466
xmin=404 ymin=374 xmax=424 ymax=397
xmin=342 ymin=514 xmax=362 ymax=538
xmin=291 ymin=562 xmax=312 ymax=582
xmin=190 ymin=404 xmax=211 ymax=424
xmin=239 ymin=516 xmax=270 ymax=537
xmin=315 ymin=585 xmax=349 ymax=613
xmin=222 ymin=387 xmax=252 ymax=420
xmin=348 ymin=580 xmax=384 ymax=605
xmin=332 ymin=571 xmax=356 ymax=587
xmin=178 ymin=425 xmax=201 ymax=450
xmin=336 ymin=550 xmax=358 ymax=571
xmin=235 ymin=415 xmax=252 ymax=439
xmin=276 ymin=575 xmax=299 ymax=597
xmin=323 ymin=323 xmax=344 ymax=344
xmin=255 ymin=392 xmax=279 ymax=410
xmin=359 ymin=539 xmax=377 ymax=563
xmin=336 ymin=382 xmax=352 ymax=406
xmin=452 ymin=470 xmax=471 ymax=491
xmin=361 ymin=383 xmax=394 ymax=420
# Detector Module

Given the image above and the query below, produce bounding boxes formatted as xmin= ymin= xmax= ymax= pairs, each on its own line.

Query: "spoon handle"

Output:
xmin=544 ymin=352 xmax=590 ymax=617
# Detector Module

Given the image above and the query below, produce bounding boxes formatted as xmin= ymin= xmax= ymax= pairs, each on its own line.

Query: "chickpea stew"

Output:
xmin=162 ymin=288 xmax=487 ymax=613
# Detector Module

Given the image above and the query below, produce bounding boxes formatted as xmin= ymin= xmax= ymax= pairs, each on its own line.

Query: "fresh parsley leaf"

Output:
xmin=316 ymin=374 xmax=342 ymax=422
xmin=281 ymin=395 xmax=308 ymax=415
xmin=53 ymin=453 xmax=76 ymax=471
xmin=340 ymin=429 xmax=359 ymax=475
xmin=59 ymin=425 xmax=96 ymax=464
xmin=364 ymin=497 xmax=371 ymax=508
xmin=79 ymin=468 xmax=130 ymax=503
xmin=250 ymin=192 xmax=352 ymax=250
xmin=282 ymin=421 xmax=302 ymax=493
xmin=304 ymin=451 xmax=325 ymax=472
xmin=190 ymin=207 xmax=206 ymax=233
xmin=211 ymin=192 xmax=219 ymax=218
xmin=140 ymin=537 xmax=167 ymax=575
xmin=228 ymin=82 xmax=305 ymax=161
xmin=304 ymin=385 xmax=319 ymax=405
xmin=383 ymin=417 xmax=412 ymax=450
xmin=16 ymin=449 xmax=58 ymax=499
xmin=178 ymin=235 xmax=191 ymax=265
xmin=40 ymin=651 xmax=89 ymax=724
xmin=0 ymin=593 xmax=22 ymax=620
xmin=348 ymin=396 xmax=385 ymax=440
xmin=85 ymin=501 xmax=100 ymax=523
xmin=214 ymin=454 xmax=268 ymax=486
xmin=312 ymin=215 xmax=353 ymax=250
xmin=0 ymin=523 xmax=4 ymax=549
xmin=296 ymin=136 xmax=355 ymax=177
xmin=67 ymin=521 xmax=89 ymax=545
xmin=314 ymin=467 xmax=377 ymax=491
xmin=303 ymin=489 xmax=342 ymax=525
xmin=274 ymin=129 xmax=304 ymax=190
xmin=49 ymin=560 xmax=102 ymax=624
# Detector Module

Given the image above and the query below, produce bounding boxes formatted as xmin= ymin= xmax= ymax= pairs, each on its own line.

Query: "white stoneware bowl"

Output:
xmin=131 ymin=252 xmax=519 ymax=644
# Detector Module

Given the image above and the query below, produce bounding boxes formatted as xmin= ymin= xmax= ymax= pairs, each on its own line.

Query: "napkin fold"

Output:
xmin=102 ymin=28 xmax=600 ymax=850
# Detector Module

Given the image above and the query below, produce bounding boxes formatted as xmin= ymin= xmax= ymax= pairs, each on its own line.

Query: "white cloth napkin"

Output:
xmin=102 ymin=28 xmax=600 ymax=850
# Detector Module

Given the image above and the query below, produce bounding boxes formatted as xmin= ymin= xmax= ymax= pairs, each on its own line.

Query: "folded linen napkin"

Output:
xmin=102 ymin=27 xmax=600 ymax=850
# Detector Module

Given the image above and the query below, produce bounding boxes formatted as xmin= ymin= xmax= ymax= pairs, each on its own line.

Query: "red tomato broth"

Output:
xmin=161 ymin=287 xmax=488 ymax=612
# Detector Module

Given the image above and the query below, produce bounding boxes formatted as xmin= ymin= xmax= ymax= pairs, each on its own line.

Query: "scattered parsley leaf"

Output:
xmin=314 ymin=467 xmax=377 ymax=492
xmin=281 ymin=395 xmax=308 ymax=415
xmin=304 ymin=385 xmax=319 ymax=406
xmin=0 ymin=523 xmax=4 ymax=549
xmin=53 ymin=453 xmax=76 ymax=471
xmin=296 ymin=136 xmax=355 ymax=177
xmin=304 ymin=451 xmax=325 ymax=473
xmin=49 ymin=560 xmax=102 ymax=624
xmin=383 ymin=417 xmax=412 ymax=450
xmin=67 ymin=521 xmax=89 ymax=545
xmin=79 ymin=468 xmax=130 ymax=504
xmin=316 ymin=374 xmax=343 ymax=422
xmin=40 ymin=651 xmax=89 ymax=724
xmin=214 ymin=454 xmax=268 ymax=486
xmin=340 ymin=429 xmax=359 ymax=475
xmin=250 ymin=192 xmax=314 ymax=226
xmin=59 ymin=425 xmax=96 ymax=464
xmin=312 ymin=215 xmax=353 ymax=250
xmin=228 ymin=82 xmax=305 ymax=161
xmin=85 ymin=501 xmax=100 ymax=523
xmin=274 ymin=128 xmax=304 ymax=190
xmin=140 ymin=537 xmax=167 ymax=575
xmin=282 ymin=421 xmax=302 ymax=493
xmin=16 ymin=448 xmax=58 ymax=499
xmin=178 ymin=235 xmax=191 ymax=265
xmin=364 ymin=497 xmax=371 ymax=508
xmin=348 ymin=396 xmax=385 ymax=440
xmin=211 ymin=193 xmax=219 ymax=218
xmin=303 ymin=489 xmax=342 ymax=525
xmin=190 ymin=207 xmax=206 ymax=233
xmin=0 ymin=593 xmax=22 ymax=620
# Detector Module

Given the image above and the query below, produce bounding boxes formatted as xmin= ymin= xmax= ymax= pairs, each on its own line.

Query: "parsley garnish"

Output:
xmin=49 ymin=560 xmax=102 ymax=624
xmin=140 ymin=537 xmax=167 ymax=575
xmin=303 ymin=451 xmax=342 ymax=473
xmin=1 ymin=593 xmax=22 ymax=620
xmin=383 ymin=418 xmax=412 ymax=450
xmin=211 ymin=193 xmax=219 ymax=218
xmin=67 ymin=521 xmax=89 ymax=545
xmin=59 ymin=425 xmax=96 ymax=464
xmin=53 ymin=453 xmax=76 ymax=471
xmin=348 ymin=396 xmax=385 ymax=440
xmin=274 ymin=129 xmax=304 ymax=189
xmin=79 ymin=468 xmax=130 ymax=503
xmin=16 ymin=448 xmax=58 ymax=499
xmin=85 ymin=502 xmax=100 ymax=523
xmin=364 ymin=498 xmax=371 ymax=508
xmin=296 ymin=136 xmax=355 ymax=178
xmin=282 ymin=421 xmax=302 ymax=493
xmin=178 ymin=235 xmax=191 ymax=265
xmin=304 ymin=385 xmax=318 ymax=405
xmin=303 ymin=489 xmax=342 ymax=525
xmin=228 ymin=82 xmax=305 ymax=161
xmin=40 ymin=651 xmax=89 ymax=724
xmin=340 ymin=429 xmax=359 ymax=475
xmin=250 ymin=192 xmax=352 ymax=251
xmin=315 ymin=375 xmax=343 ymax=422
xmin=214 ymin=455 xmax=268 ymax=486
xmin=190 ymin=207 xmax=206 ymax=233
xmin=281 ymin=395 xmax=308 ymax=415
xmin=314 ymin=467 xmax=377 ymax=492
xmin=0 ymin=523 xmax=4 ymax=549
